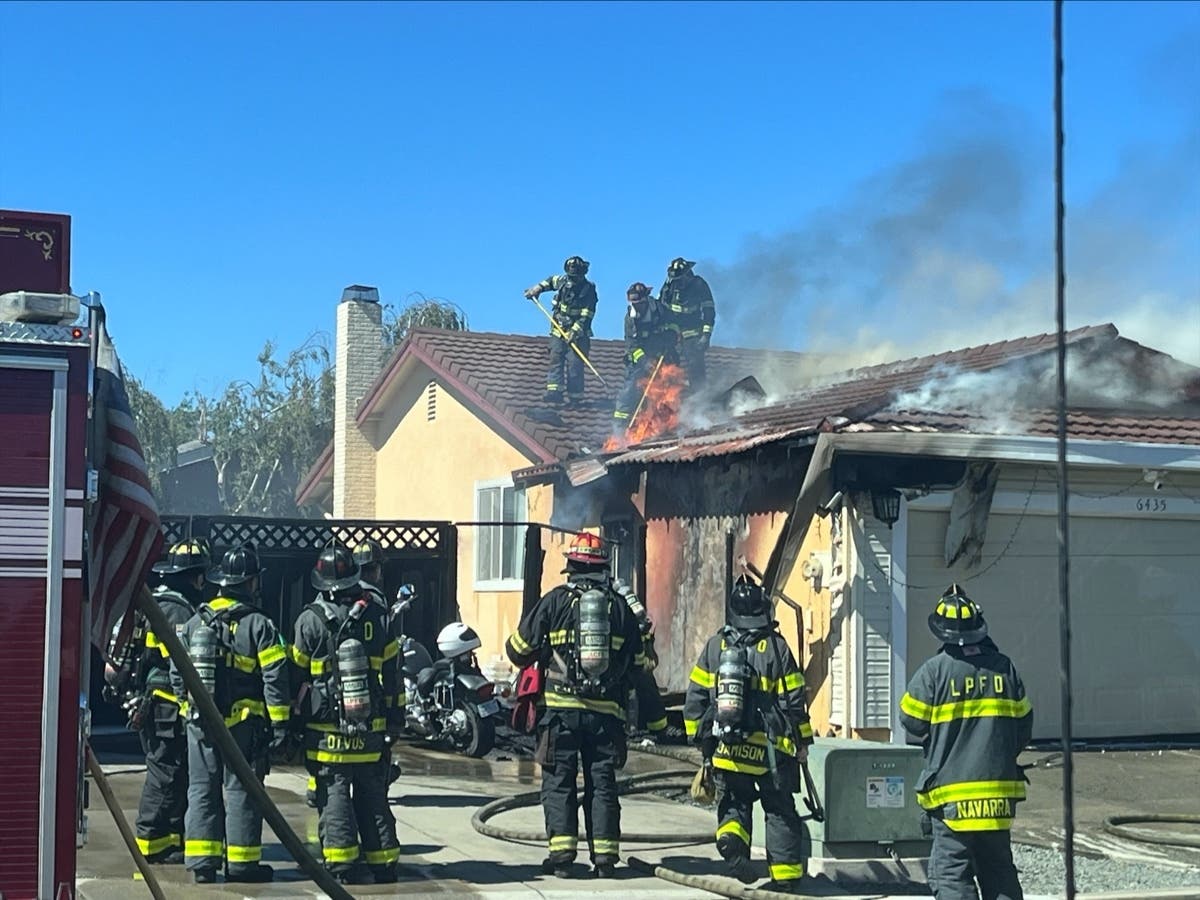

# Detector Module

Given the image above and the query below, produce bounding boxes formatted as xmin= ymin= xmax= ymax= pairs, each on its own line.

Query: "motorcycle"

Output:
xmin=396 ymin=597 xmax=501 ymax=758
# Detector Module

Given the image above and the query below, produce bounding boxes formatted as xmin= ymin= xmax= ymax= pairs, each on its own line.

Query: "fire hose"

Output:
xmin=135 ymin=588 xmax=355 ymax=900
xmin=1103 ymin=813 xmax=1200 ymax=850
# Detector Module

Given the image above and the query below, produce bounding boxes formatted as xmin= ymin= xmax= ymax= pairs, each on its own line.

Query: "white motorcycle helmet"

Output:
xmin=436 ymin=622 xmax=482 ymax=660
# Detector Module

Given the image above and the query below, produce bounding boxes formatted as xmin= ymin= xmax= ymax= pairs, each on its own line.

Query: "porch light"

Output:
xmin=871 ymin=489 xmax=901 ymax=528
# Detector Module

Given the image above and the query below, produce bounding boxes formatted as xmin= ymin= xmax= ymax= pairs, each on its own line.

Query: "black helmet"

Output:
xmin=928 ymin=583 xmax=988 ymax=646
xmin=564 ymin=255 xmax=590 ymax=278
xmin=667 ymin=257 xmax=695 ymax=279
xmin=626 ymin=282 xmax=651 ymax=303
xmin=153 ymin=538 xmax=212 ymax=575
xmin=207 ymin=542 xmax=263 ymax=588
xmin=728 ymin=576 xmax=770 ymax=629
xmin=353 ymin=538 xmax=384 ymax=568
xmin=311 ymin=541 xmax=361 ymax=593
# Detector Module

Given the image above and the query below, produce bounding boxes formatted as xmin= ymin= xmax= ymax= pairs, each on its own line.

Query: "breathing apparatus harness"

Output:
xmin=549 ymin=572 xmax=616 ymax=700
xmin=188 ymin=601 xmax=247 ymax=719
xmin=309 ymin=594 xmax=375 ymax=735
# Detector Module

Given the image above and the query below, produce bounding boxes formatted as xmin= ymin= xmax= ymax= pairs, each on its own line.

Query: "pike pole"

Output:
xmin=525 ymin=294 xmax=609 ymax=389
xmin=626 ymin=355 xmax=664 ymax=434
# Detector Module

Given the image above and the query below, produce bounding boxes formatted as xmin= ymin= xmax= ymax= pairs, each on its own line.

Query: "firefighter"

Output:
xmin=171 ymin=542 xmax=290 ymax=884
xmin=353 ymin=539 xmax=388 ymax=614
xmin=292 ymin=542 xmax=403 ymax=885
xmin=525 ymin=255 xmax=598 ymax=405
xmin=130 ymin=539 xmax=210 ymax=863
xmin=659 ymin=257 xmax=715 ymax=391
xmin=504 ymin=533 xmax=642 ymax=878
xmin=684 ymin=578 xmax=813 ymax=892
xmin=899 ymin=585 xmax=1032 ymax=900
xmin=612 ymin=281 xmax=675 ymax=435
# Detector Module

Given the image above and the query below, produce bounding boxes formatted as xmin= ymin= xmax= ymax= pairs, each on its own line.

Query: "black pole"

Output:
xmin=1053 ymin=2 xmax=1077 ymax=897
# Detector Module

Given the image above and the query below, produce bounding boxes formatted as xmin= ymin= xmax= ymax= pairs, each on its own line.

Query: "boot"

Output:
xmin=764 ymin=879 xmax=805 ymax=894
xmin=146 ymin=848 xmax=184 ymax=865
xmin=542 ymin=391 xmax=563 ymax=406
xmin=225 ymin=863 xmax=274 ymax=883
xmin=330 ymin=864 xmax=373 ymax=885
xmin=192 ymin=868 xmax=218 ymax=884
xmin=716 ymin=834 xmax=756 ymax=885
xmin=540 ymin=852 xmax=575 ymax=878
xmin=592 ymin=855 xmax=618 ymax=878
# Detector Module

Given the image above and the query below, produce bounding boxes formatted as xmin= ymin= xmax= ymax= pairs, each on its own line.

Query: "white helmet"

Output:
xmin=436 ymin=622 xmax=481 ymax=659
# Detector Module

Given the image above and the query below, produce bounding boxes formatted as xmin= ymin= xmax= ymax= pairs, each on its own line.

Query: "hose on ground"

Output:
xmin=1103 ymin=814 xmax=1200 ymax=849
xmin=627 ymin=855 xmax=845 ymax=900
xmin=471 ymin=768 xmax=713 ymax=844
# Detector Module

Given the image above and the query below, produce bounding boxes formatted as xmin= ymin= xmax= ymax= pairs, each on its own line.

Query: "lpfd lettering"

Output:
xmin=949 ymin=674 xmax=1006 ymax=698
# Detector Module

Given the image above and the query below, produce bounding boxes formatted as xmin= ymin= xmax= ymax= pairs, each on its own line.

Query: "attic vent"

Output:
xmin=426 ymin=381 xmax=437 ymax=421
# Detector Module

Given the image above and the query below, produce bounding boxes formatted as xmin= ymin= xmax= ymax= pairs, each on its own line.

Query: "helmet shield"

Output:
xmin=311 ymin=541 xmax=362 ymax=593
xmin=927 ymin=583 xmax=989 ymax=645
xmin=727 ymin=578 xmax=770 ymax=629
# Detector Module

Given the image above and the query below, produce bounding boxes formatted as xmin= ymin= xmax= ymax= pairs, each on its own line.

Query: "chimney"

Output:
xmin=334 ymin=285 xmax=384 ymax=518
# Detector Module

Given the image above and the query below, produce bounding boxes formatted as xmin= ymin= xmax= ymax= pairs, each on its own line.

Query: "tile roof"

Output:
xmin=599 ymin=323 xmax=1200 ymax=466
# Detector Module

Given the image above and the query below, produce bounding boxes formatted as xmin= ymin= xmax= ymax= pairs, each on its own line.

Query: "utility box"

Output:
xmin=806 ymin=738 xmax=930 ymax=882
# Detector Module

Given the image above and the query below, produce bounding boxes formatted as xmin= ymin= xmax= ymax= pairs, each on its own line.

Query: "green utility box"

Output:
xmin=806 ymin=737 xmax=931 ymax=862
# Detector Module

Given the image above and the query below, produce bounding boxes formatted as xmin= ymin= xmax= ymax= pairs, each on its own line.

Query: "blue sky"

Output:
xmin=2 ymin=1 xmax=1197 ymax=403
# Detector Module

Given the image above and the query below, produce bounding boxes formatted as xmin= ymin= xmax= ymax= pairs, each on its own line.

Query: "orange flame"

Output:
xmin=604 ymin=363 xmax=689 ymax=452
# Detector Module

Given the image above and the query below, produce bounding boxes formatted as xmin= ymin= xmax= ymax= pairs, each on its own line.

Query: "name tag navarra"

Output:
xmin=955 ymin=798 xmax=1013 ymax=819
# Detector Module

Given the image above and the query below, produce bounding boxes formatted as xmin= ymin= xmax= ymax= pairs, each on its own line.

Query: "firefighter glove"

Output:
xmin=699 ymin=334 xmax=711 ymax=350
xmin=690 ymin=761 xmax=716 ymax=804
xmin=795 ymin=744 xmax=809 ymax=764
xmin=269 ymin=722 xmax=292 ymax=753
xmin=524 ymin=285 xmax=542 ymax=300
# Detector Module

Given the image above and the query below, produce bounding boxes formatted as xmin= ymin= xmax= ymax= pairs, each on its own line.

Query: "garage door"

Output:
xmin=906 ymin=510 xmax=1200 ymax=740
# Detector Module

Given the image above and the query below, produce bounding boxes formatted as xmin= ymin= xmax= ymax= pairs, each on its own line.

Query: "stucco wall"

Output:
xmin=370 ymin=365 xmax=544 ymax=671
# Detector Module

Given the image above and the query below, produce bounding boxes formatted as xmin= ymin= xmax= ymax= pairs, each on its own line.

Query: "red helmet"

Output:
xmin=566 ymin=532 xmax=609 ymax=565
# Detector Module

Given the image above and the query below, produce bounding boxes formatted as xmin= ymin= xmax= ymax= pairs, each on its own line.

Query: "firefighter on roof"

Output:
xmin=292 ymin=542 xmax=403 ymax=885
xmin=504 ymin=532 xmax=642 ymax=878
xmin=170 ymin=542 xmax=291 ymax=884
xmin=612 ymin=281 xmax=675 ymax=435
xmin=525 ymin=255 xmax=598 ymax=406
xmin=127 ymin=539 xmax=210 ymax=864
xmin=659 ymin=257 xmax=715 ymax=391
xmin=684 ymin=578 xmax=813 ymax=892
xmin=899 ymin=585 xmax=1032 ymax=900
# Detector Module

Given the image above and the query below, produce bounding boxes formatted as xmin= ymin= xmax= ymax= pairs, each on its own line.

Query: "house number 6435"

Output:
xmin=1135 ymin=497 xmax=1168 ymax=512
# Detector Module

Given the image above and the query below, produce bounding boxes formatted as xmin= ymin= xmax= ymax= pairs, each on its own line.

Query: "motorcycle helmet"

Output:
xmin=437 ymin=622 xmax=482 ymax=660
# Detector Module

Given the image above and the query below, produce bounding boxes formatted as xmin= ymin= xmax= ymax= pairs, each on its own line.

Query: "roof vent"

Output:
xmin=340 ymin=284 xmax=380 ymax=304
xmin=426 ymin=381 xmax=437 ymax=421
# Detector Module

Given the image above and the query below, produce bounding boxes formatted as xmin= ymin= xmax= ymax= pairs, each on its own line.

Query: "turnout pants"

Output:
xmin=135 ymin=698 xmax=187 ymax=859
xmin=612 ymin=359 xmax=654 ymax=432
xmin=679 ymin=338 xmax=707 ymax=393
xmin=631 ymin=667 xmax=668 ymax=733
xmin=928 ymin=818 xmax=1024 ymax=900
xmin=539 ymin=709 xmax=622 ymax=864
xmin=546 ymin=333 xmax=589 ymax=401
xmin=715 ymin=757 xmax=809 ymax=883
xmin=184 ymin=719 xmax=267 ymax=874
xmin=315 ymin=762 xmax=401 ymax=877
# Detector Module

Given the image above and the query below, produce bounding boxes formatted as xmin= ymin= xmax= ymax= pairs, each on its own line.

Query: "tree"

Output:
xmin=383 ymin=293 xmax=469 ymax=347
xmin=126 ymin=373 xmax=186 ymax=499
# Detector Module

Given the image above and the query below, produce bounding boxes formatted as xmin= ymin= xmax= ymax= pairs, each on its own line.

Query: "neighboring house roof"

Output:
xmin=594 ymin=323 xmax=1200 ymax=470
xmin=295 ymin=327 xmax=820 ymax=504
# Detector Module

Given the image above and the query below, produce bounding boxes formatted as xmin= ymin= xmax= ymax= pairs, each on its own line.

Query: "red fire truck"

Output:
xmin=0 ymin=209 xmax=90 ymax=900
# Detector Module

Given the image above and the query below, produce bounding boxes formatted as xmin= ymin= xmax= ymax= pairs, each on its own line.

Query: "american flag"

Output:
xmin=87 ymin=319 xmax=163 ymax=650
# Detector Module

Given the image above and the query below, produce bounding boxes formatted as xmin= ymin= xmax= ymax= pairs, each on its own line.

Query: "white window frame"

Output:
xmin=473 ymin=477 xmax=527 ymax=590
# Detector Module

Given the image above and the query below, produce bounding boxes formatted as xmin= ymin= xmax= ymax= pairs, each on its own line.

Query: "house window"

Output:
xmin=475 ymin=479 xmax=526 ymax=588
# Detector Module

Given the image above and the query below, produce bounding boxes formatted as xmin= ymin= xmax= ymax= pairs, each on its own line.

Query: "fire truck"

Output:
xmin=0 ymin=209 xmax=91 ymax=900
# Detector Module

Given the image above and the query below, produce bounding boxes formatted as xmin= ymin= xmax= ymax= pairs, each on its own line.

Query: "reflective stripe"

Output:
xmin=684 ymin=718 xmax=699 ymax=736
xmin=944 ymin=817 xmax=1013 ymax=832
xmin=798 ymin=721 xmax=814 ymax=740
xmin=324 ymin=844 xmax=361 ymax=863
xmin=613 ymin=410 xmax=630 ymax=419
xmin=929 ymin=697 xmax=1032 ymax=724
xmin=144 ymin=631 xmax=170 ymax=658
xmin=231 ymin=652 xmax=257 ymax=673
xmin=631 ymin=348 xmax=645 ymax=362
xmin=311 ymin=658 xmax=326 ymax=675
xmin=782 ymin=671 xmax=805 ymax=691
xmin=307 ymin=775 xmax=317 ymax=790
xmin=646 ymin=717 xmax=668 ymax=732
xmin=690 ymin=666 xmax=715 ymax=689
xmin=258 ymin=644 xmax=286 ymax=668
xmin=917 ymin=780 xmax=1027 ymax=808
xmin=267 ymin=704 xmax=291 ymax=722
xmin=185 ymin=839 xmax=224 ymax=858
xmin=151 ymin=688 xmax=179 ymax=704
xmin=136 ymin=833 xmax=181 ymax=856
xmin=716 ymin=820 xmax=750 ymax=846
xmin=208 ymin=598 xmax=239 ymax=611
xmin=290 ymin=646 xmax=312 ymax=669
xmin=508 ymin=632 xmax=532 ymax=655
xmin=592 ymin=838 xmax=619 ymax=854
xmin=900 ymin=692 xmax=933 ymax=721
xmin=370 ymin=656 xmax=384 ymax=671
xmin=225 ymin=698 xmax=266 ymax=726
xmin=382 ymin=640 xmax=399 ymax=662
xmin=548 ymin=629 xmax=570 ymax=645
xmin=227 ymin=844 xmax=262 ymax=862
xmin=544 ymin=691 xmax=625 ymax=720
xmin=611 ymin=635 xmax=625 ymax=649
xmin=549 ymin=835 xmax=577 ymax=851
xmin=306 ymin=749 xmax=382 ymax=764
xmin=365 ymin=847 xmax=401 ymax=864
xmin=769 ymin=862 xmax=804 ymax=880
xmin=713 ymin=757 xmax=769 ymax=776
